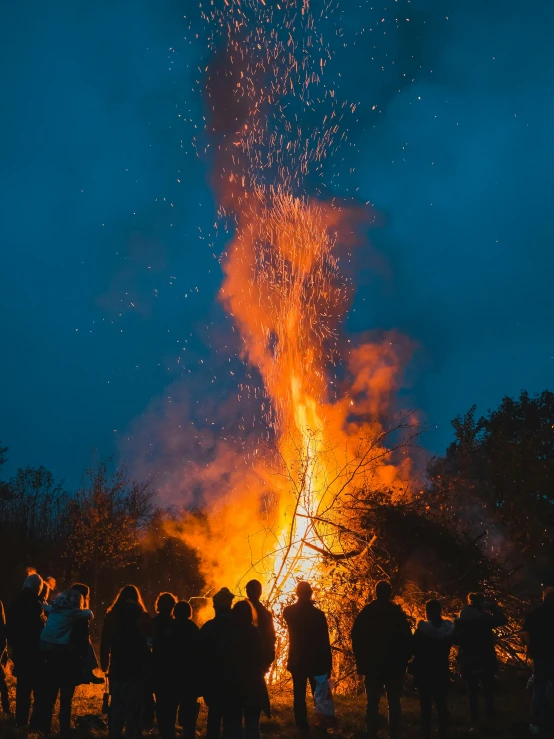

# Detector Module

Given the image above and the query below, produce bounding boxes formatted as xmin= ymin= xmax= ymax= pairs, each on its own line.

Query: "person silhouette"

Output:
xmin=283 ymin=582 xmax=332 ymax=737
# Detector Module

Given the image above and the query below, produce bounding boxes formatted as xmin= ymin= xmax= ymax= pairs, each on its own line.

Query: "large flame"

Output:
xmin=168 ymin=0 xmax=415 ymax=619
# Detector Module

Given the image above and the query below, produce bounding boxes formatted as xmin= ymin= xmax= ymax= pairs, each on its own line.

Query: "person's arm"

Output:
xmin=75 ymin=609 xmax=94 ymax=621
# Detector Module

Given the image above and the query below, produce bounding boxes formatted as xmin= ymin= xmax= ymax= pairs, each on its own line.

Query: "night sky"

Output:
xmin=1 ymin=0 xmax=553 ymax=489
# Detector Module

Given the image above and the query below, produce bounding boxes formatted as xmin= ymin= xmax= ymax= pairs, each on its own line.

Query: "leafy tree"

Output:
xmin=427 ymin=390 xmax=554 ymax=572
xmin=64 ymin=459 xmax=156 ymax=601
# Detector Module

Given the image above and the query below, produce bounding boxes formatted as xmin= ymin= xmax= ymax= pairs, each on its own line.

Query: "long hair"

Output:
xmin=106 ymin=584 xmax=147 ymax=614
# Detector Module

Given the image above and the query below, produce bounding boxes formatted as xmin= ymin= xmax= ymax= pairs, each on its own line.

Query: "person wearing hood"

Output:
xmin=6 ymin=573 xmax=45 ymax=729
xmin=199 ymin=587 xmax=241 ymax=739
xmin=453 ymin=592 xmax=507 ymax=728
xmin=410 ymin=600 xmax=454 ymax=739
xmin=522 ymin=579 xmax=554 ymax=736
xmin=283 ymin=581 xmax=332 ymax=737
xmin=351 ymin=581 xmax=412 ymax=739
xmin=31 ymin=587 xmax=94 ymax=737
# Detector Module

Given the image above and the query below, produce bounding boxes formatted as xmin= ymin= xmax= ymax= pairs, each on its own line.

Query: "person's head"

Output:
xmin=375 ymin=580 xmax=393 ymax=601
xmin=296 ymin=581 xmax=312 ymax=603
xmin=246 ymin=579 xmax=263 ymax=602
xmin=71 ymin=583 xmax=90 ymax=608
xmin=23 ymin=573 xmax=43 ymax=596
xmin=107 ymin=584 xmax=147 ymax=614
xmin=233 ymin=599 xmax=254 ymax=627
xmin=45 ymin=576 xmax=57 ymax=592
xmin=212 ymin=587 xmax=235 ymax=613
xmin=60 ymin=589 xmax=84 ymax=609
xmin=426 ymin=599 xmax=442 ymax=623
xmin=155 ymin=592 xmax=178 ymax=616
xmin=468 ymin=592 xmax=485 ymax=609
xmin=174 ymin=600 xmax=192 ymax=622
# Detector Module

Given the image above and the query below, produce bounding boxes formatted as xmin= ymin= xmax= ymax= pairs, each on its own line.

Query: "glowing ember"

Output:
xmin=174 ymin=0 xmax=416 ymax=642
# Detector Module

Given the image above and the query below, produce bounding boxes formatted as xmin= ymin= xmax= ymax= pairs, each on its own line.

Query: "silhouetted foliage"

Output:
xmin=426 ymin=390 xmax=554 ymax=578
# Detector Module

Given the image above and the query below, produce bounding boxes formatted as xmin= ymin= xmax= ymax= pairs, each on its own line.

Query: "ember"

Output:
xmin=167 ymin=0 xmax=420 ymax=679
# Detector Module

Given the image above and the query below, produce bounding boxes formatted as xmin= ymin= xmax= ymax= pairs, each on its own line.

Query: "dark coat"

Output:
xmin=172 ymin=618 xmax=200 ymax=693
xmin=152 ymin=613 xmax=176 ymax=687
xmin=199 ymin=610 xmax=238 ymax=705
xmin=6 ymin=589 xmax=45 ymax=676
xmin=410 ymin=619 xmax=454 ymax=683
xmin=105 ymin=602 xmax=150 ymax=682
xmin=100 ymin=603 xmax=152 ymax=673
xmin=351 ymin=599 xmax=413 ymax=678
xmin=232 ymin=623 xmax=270 ymax=716
xmin=453 ymin=603 xmax=507 ymax=676
xmin=283 ymin=600 xmax=332 ymax=677
xmin=250 ymin=600 xmax=276 ymax=672
xmin=523 ymin=595 xmax=554 ymax=661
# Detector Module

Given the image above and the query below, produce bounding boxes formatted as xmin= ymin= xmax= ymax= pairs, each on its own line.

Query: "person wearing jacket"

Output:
xmin=246 ymin=580 xmax=276 ymax=674
xmin=232 ymin=600 xmax=270 ymax=739
xmin=522 ymin=580 xmax=554 ymax=736
xmin=283 ymin=581 xmax=332 ymax=737
xmin=31 ymin=588 xmax=94 ymax=737
xmin=0 ymin=600 xmax=11 ymax=717
xmin=453 ymin=592 xmax=507 ymax=728
xmin=351 ymin=581 xmax=412 ymax=739
xmin=107 ymin=600 xmax=151 ymax=739
xmin=199 ymin=587 xmax=241 ymax=739
xmin=411 ymin=600 xmax=454 ymax=739
xmin=173 ymin=601 xmax=200 ymax=739
xmin=6 ymin=573 xmax=45 ymax=729
xmin=152 ymin=592 xmax=178 ymax=739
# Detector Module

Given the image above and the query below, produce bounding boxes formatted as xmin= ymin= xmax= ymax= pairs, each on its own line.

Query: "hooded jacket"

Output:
xmin=41 ymin=591 xmax=93 ymax=646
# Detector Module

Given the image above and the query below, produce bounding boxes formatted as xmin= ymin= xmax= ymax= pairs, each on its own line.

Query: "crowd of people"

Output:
xmin=0 ymin=572 xmax=553 ymax=739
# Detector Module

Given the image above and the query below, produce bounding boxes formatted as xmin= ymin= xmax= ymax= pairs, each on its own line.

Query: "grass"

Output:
xmin=0 ymin=666 xmax=537 ymax=738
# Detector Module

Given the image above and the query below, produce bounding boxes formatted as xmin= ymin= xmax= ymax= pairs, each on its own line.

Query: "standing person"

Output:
xmin=351 ymin=581 xmax=412 ymax=739
xmin=453 ymin=592 xmax=507 ymax=730
xmin=522 ymin=579 xmax=554 ymax=736
xmin=6 ymin=573 xmax=45 ymax=729
xmin=0 ymin=600 xmax=11 ymax=717
xmin=31 ymin=587 xmax=94 ymax=737
xmin=246 ymin=580 xmax=276 ymax=674
xmin=411 ymin=600 xmax=454 ymax=739
xmin=283 ymin=581 xmax=332 ymax=737
xmin=199 ymin=587 xmax=240 ymax=739
xmin=232 ymin=600 xmax=270 ymax=739
xmin=101 ymin=585 xmax=153 ymax=731
xmin=106 ymin=599 xmax=151 ymax=739
xmin=173 ymin=601 xmax=200 ymax=739
xmin=152 ymin=592 xmax=178 ymax=739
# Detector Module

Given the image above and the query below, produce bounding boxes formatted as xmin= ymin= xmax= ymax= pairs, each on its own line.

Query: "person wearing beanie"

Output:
xmin=5 ymin=574 xmax=46 ymax=728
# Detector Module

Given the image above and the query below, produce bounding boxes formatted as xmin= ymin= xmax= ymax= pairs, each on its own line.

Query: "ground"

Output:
xmin=0 ymin=667 xmax=537 ymax=738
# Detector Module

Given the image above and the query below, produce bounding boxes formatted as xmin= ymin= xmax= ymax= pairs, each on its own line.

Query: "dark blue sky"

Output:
xmin=1 ymin=0 xmax=553 ymax=488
